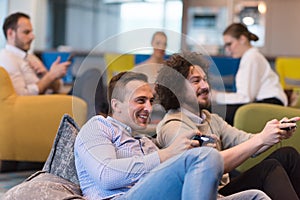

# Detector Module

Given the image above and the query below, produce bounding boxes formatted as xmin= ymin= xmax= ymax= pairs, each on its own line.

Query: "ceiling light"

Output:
xmin=242 ymin=16 xmax=255 ymax=25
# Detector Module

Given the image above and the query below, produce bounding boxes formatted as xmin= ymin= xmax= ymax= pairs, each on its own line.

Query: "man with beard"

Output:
xmin=155 ymin=52 xmax=300 ymax=200
xmin=0 ymin=12 xmax=70 ymax=95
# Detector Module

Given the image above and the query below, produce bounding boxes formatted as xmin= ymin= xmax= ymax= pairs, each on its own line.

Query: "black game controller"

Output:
xmin=192 ymin=135 xmax=215 ymax=146
xmin=281 ymin=120 xmax=297 ymax=131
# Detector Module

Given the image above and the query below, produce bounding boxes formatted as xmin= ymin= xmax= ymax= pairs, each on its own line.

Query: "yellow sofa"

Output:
xmin=233 ymin=103 xmax=300 ymax=172
xmin=0 ymin=67 xmax=87 ymax=163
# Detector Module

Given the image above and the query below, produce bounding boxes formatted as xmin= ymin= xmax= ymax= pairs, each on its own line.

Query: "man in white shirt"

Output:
xmin=0 ymin=12 xmax=70 ymax=95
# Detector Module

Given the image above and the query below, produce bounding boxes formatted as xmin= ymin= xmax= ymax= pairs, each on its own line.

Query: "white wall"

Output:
xmin=262 ymin=0 xmax=300 ymax=57
xmin=187 ymin=0 xmax=300 ymax=57
xmin=0 ymin=0 xmax=8 ymax=48
xmin=4 ymin=0 xmax=300 ymax=57
xmin=65 ymin=0 xmax=121 ymax=52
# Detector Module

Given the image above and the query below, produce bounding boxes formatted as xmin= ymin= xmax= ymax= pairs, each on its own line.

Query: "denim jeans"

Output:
xmin=115 ymin=147 xmax=223 ymax=200
xmin=221 ymin=189 xmax=271 ymax=200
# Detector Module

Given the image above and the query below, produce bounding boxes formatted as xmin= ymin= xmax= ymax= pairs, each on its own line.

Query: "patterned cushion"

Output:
xmin=42 ymin=114 xmax=80 ymax=185
xmin=2 ymin=171 xmax=85 ymax=200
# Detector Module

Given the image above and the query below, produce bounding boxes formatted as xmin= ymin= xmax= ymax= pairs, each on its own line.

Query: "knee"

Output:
xmin=272 ymin=146 xmax=299 ymax=161
xmin=278 ymin=146 xmax=299 ymax=156
xmin=188 ymin=147 xmax=224 ymax=173
xmin=246 ymin=189 xmax=271 ymax=200
xmin=261 ymin=159 xmax=281 ymax=169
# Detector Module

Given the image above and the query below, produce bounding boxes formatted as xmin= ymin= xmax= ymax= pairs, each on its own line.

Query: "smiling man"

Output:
xmin=74 ymin=71 xmax=227 ymax=200
xmin=155 ymin=52 xmax=300 ymax=200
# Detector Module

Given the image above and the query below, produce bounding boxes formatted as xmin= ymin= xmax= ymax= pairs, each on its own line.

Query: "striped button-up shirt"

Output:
xmin=74 ymin=115 xmax=160 ymax=200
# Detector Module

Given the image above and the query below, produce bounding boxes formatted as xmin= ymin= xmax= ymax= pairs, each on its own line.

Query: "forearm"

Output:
xmin=220 ymin=134 xmax=264 ymax=173
xmin=37 ymin=72 xmax=56 ymax=94
xmin=49 ymin=79 xmax=62 ymax=93
xmin=85 ymin=151 xmax=160 ymax=190
xmin=253 ymin=145 xmax=272 ymax=157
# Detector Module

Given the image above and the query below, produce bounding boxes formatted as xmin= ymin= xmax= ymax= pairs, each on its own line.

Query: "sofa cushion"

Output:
xmin=43 ymin=114 xmax=80 ymax=185
xmin=2 ymin=171 xmax=85 ymax=200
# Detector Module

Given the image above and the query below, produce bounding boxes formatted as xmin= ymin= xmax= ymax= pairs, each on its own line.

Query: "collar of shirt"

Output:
xmin=181 ymin=108 xmax=206 ymax=125
xmin=106 ymin=116 xmax=132 ymax=135
xmin=5 ymin=44 xmax=27 ymax=59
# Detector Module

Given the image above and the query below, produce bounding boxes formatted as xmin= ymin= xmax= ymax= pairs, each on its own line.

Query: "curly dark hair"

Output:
xmin=155 ymin=52 xmax=209 ymax=111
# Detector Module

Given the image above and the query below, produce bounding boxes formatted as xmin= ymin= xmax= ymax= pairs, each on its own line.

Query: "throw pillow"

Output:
xmin=43 ymin=114 xmax=80 ymax=185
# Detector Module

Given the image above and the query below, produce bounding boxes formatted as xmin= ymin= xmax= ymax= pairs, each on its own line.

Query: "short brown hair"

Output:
xmin=107 ymin=71 xmax=148 ymax=114
xmin=2 ymin=12 xmax=30 ymax=39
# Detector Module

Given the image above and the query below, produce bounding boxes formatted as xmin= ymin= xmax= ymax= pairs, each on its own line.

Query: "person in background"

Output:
xmin=0 ymin=12 xmax=70 ymax=95
xmin=155 ymin=52 xmax=300 ymax=200
xmin=134 ymin=31 xmax=167 ymax=83
xmin=145 ymin=31 xmax=167 ymax=64
xmin=211 ymin=23 xmax=287 ymax=125
xmin=133 ymin=31 xmax=168 ymax=135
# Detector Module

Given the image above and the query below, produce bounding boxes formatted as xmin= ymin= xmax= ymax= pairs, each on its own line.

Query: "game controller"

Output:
xmin=281 ymin=120 xmax=297 ymax=131
xmin=192 ymin=135 xmax=215 ymax=146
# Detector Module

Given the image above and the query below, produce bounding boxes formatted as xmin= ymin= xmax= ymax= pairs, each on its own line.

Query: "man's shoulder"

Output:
xmin=0 ymin=48 xmax=12 ymax=58
xmin=157 ymin=110 xmax=194 ymax=129
xmin=0 ymin=48 xmax=21 ymax=71
xmin=160 ymin=110 xmax=184 ymax=122
xmin=202 ymin=109 xmax=227 ymax=125
xmin=79 ymin=115 xmax=108 ymax=131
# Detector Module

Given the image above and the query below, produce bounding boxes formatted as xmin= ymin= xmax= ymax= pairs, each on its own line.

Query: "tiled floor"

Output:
xmin=0 ymin=170 xmax=35 ymax=198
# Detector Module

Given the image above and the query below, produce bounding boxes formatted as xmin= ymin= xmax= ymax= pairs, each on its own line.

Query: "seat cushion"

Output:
xmin=2 ymin=171 xmax=85 ymax=200
xmin=43 ymin=114 xmax=80 ymax=185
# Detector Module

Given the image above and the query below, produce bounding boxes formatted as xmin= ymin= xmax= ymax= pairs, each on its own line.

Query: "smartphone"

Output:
xmin=67 ymin=54 xmax=74 ymax=62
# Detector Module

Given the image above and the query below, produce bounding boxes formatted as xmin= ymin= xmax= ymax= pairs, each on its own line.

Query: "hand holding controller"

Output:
xmin=281 ymin=120 xmax=297 ymax=131
xmin=191 ymin=135 xmax=216 ymax=146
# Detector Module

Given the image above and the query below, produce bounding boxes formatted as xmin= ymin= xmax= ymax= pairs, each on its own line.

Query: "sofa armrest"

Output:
xmin=0 ymin=94 xmax=87 ymax=162
xmin=233 ymin=103 xmax=300 ymax=172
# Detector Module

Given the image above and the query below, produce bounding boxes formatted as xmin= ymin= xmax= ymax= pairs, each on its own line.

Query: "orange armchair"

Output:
xmin=0 ymin=67 xmax=87 ymax=162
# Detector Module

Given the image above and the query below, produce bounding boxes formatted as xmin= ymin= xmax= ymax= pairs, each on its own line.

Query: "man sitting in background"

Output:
xmin=0 ymin=12 xmax=70 ymax=95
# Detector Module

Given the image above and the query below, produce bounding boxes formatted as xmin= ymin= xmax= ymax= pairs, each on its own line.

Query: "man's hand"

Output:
xmin=158 ymin=129 xmax=201 ymax=162
xmin=48 ymin=56 xmax=71 ymax=80
xmin=259 ymin=117 xmax=300 ymax=146
xmin=36 ymin=56 xmax=71 ymax=94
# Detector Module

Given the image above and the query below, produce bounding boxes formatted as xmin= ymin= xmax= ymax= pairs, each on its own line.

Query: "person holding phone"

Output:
xmin=0 ymin=12 xmax=70 ymax=95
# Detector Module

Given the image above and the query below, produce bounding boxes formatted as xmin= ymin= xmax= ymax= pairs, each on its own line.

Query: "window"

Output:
xmin=120 ymin=1 xmax=182 ymax=54
xmin=0 ymin=0 xmax=8 ymax=48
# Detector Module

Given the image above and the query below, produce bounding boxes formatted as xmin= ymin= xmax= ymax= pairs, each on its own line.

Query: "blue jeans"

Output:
xmin=221 ymin=189 xmax=271 ymax=200
xmin=114 ymin=147 xmax=223 ymax=200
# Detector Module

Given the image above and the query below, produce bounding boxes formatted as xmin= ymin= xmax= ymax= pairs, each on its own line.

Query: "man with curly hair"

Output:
xmin=155 ymin=52 xmax=300 ymax=200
